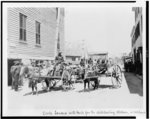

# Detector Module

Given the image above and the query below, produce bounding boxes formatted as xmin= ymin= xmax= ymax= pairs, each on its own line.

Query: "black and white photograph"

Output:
xmin=2 ymin=1 xmax=147 ymax=118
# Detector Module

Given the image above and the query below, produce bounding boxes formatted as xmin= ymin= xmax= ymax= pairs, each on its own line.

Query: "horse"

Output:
xmin=83 ymin=67 xmax=99 ymax=90
xmin=10 ymin=65 xmax=22 ymax=91
xmin=19 ymin=65 xmax=53 ymax=94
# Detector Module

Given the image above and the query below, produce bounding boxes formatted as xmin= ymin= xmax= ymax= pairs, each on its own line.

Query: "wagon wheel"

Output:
xmin=61 ymin=70 xmax=73 ymax=90
xmin=91 ymin=80 xmax=96 ymax=88
xmin=46 ymin=70 xmax=57 ymax=90
xmin=112 ymin=65 xmax=122 ymax=88
xmin=70 ymin=71 xmax=75 ymax=83
xmin=51 ymin=79 xmax=57 ymax=87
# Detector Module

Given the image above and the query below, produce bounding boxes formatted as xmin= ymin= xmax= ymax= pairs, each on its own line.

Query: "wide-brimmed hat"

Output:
xmin=14 ymin=61 xmax=20 ymax=65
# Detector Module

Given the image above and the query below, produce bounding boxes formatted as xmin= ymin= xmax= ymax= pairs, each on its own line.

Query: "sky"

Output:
xmin=65 ymin=6 xmax=135 ymax=57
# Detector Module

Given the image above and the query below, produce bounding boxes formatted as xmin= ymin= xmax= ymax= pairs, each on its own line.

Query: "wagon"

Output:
xmin=69 ymin=65 xmax=85 ymax=83
xmin=36 ymin=62 xmax=73 ymax=91
xmin=84 ymin=60 xmax=123 ymax=90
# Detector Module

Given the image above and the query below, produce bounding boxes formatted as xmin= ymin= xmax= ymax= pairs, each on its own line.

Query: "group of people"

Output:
xmin=10 ymin=52 xmax=109 ymax=92
xmin=80 ymin=58 xmax=107 ymax=67
xmin=124 ymin=59 xmax=134 ymax=72
xmin=10 ymin=52 xmax=64 ymax=90
xmin=124 ymin=58 xmax=142 ymax=75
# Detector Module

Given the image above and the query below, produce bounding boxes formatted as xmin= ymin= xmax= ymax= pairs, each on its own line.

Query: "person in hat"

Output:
xmin=52 ymin=52 xmax=64 ymax=76
xmin=54 ymin=52 xmax=64 ymax=69
xmin=14 ymin=60 xmax=20 ymax=65
xmin=55 ymin=52 xmax=64 ymax=65
xmin=80 ymin=59 xmax=85 ymax=67
xmin=10 ymin=60 xmax=22 ymax=91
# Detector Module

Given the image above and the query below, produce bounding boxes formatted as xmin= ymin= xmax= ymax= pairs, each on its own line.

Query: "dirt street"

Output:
xmin=5 ymin=72 xmax=143 ymax=116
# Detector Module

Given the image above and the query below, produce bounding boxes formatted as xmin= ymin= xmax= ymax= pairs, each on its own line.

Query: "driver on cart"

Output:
xmin=55 ymin=52 xmax=64 ymax=65
xmin=53 ymin=52 xmax=64 ymax=75
xmin=98 ymin=59 xmax=107 ymax=74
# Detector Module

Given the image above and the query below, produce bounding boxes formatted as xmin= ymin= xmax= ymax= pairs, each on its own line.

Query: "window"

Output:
xmin=19 ymin=13 xmax=27 ymax=41
xmin=36 ymin=21 xmax=40 ymax=44
xmin=56 ymin=8 xmax=58 ymax=19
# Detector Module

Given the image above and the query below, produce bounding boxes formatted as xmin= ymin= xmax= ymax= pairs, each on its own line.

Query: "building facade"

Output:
xmin=7 ymin=7 xmax=64 ymax=85
xmin=88 ymin=52 xmax=108 ymax=61
xmin=131 ymin=7 xmax=143 ymax=75
xmin=8 ymin=7 xmax=64 ymax=62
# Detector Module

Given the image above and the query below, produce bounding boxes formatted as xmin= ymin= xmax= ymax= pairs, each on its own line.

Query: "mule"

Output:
xmin=19 ymin=65 xmax=53 ymax=95
xmin=84 ymin=70 xmax=99 ymax=90
xmin=84 ymin=77 xmax=99 ymax=90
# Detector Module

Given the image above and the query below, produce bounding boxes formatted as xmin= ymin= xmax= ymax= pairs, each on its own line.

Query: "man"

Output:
xmin=98 ymin=59 xmax=107 ymax=74
xmin=88 ymin=58 xmax=93 ymax=66
xmin=80 ymin=59 xmax=85 ymax=67
xmin=53 ymin=52 xmax=64 ymax=76
xmin=10 ymin=60 xmax=21 ymax=91
xmin=93 ymin=59 xmax=97 ymax=66
xmin=55 ymin=52 xmax=64 ymax=65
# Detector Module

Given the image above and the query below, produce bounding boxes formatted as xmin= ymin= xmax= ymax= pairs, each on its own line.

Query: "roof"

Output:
xmin=66 ymin=60 xmax=80 ymax=64
xmin=88 ymin=51 xmax=108 ymax=56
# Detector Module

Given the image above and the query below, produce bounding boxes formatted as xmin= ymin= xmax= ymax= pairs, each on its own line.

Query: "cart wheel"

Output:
xmin=112 ymin=65 xmax=122 ymax=88
xmin=61 ymin=70 xmax=73 ymax=90
xmin=41 ymin=80 xmax=47 ymax=90
xmin=51 ymin=80 xmax=57 ymax=87
xmin=91 ymin=81 xmax=95 ymax=88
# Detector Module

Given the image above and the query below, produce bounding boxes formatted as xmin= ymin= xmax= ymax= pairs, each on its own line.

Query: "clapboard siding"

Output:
xmin=7 ymin=7 xmax=63 ymax=59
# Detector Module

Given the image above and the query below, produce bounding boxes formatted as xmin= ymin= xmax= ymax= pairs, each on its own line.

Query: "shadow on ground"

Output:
xmin=124 ymin=72 xmax=143 ymax=96
xmin=23 ymin=86 xmax=75 ymax=96
xmin=78 ymin=84 xmax=118 ymax=93
xmin=99 ymin=84 xmax=118 ymax=89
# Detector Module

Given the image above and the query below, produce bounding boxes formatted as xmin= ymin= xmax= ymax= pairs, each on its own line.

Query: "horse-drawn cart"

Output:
xmin=30 ymin=62 xmax=73 ymax=94
xmin=84 ymin=61 xmax=123 ymax=90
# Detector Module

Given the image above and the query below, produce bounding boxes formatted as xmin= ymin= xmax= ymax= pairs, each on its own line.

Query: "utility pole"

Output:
xmin=82 ymin=39 xmax=88 ymax=66
xmin=54 ymin=8 xmax=60 ymax=58
xmin=82 ymin=39 xmax=85 ymax=59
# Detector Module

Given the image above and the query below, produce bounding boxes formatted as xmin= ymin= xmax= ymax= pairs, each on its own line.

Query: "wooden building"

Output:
xmin=88 ymin=52 xmax=108 ymax=61
xmin=7 ymin=7 xmax=65 ymax=85
xmin=131 ymin=7 xmax=143 ymax=75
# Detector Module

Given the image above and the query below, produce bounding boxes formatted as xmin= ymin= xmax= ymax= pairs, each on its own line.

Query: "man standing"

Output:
xmin=80 ymin=59 xmax=85 ymax=67
xmin=10 ymin=60 xmax=21 ymax=91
